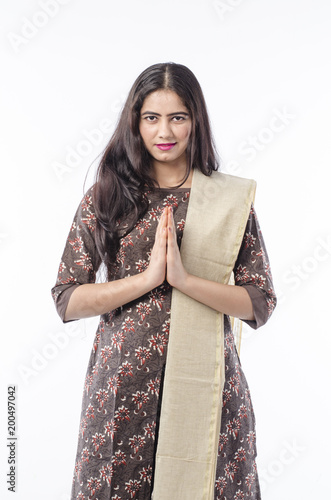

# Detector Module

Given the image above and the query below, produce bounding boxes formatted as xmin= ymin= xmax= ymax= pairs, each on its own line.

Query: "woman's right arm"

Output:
xmin=64 ymin=208 xmax=168 ymax=320
xmin=52 ymin=192 xmax=168 ymax=322
xmin=64 ymin=271 xmax=157 ymax=321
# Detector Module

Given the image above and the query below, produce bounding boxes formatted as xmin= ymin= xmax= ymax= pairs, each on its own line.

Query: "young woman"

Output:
xmin=52 ymin=62 xmax=276 ymax=500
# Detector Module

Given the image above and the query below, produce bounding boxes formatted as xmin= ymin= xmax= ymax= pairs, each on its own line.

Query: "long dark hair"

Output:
xmin=93 ymin=62 xmax=219 ymax=276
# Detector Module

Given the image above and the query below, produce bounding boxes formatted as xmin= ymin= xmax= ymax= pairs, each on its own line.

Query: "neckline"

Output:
xmin=144 ymin=186 xmax=191 ymax=192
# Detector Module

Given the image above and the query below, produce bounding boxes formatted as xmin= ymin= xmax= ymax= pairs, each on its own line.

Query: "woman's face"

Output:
xmin=139 ymin=90 xmax=192 ymax=170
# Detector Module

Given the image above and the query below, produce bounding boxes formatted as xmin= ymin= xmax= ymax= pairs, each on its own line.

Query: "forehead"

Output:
xmin=141 ymin=90 xmax=188 ymax=113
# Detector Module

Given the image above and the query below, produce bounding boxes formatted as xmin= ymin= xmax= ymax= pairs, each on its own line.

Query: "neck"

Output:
xmin=151 ymin=160 xmax=193 ymax=189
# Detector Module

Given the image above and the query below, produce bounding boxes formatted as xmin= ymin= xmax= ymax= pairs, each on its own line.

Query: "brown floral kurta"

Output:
xmin=51 ymin=184 xmax=276 ymax=500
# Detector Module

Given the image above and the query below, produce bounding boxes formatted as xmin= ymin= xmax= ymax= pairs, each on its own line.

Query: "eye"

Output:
xmin=172 ymin=115 xmax=187 ymax=122
xmin=144 ymin=115 xmax=158 ymax=122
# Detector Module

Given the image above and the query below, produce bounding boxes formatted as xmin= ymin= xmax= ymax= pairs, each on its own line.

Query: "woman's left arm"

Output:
xmin=171 ymin=272 xmax=255 ymax=320
xmin=165 ymin=208 xmax=254 ymax=320
xmin=166 ymin=206 xmax=276 ymax=324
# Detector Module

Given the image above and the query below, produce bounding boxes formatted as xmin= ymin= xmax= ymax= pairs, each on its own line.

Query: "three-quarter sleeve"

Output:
xmin=233 ymin=205 xmax=277 ymax=329
xmin=51 ymin=188 xmax=100 ymax=322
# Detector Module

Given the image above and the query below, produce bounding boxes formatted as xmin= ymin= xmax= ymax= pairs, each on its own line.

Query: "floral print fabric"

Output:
xmin=51 ymin=186 xmax=276 ymax=500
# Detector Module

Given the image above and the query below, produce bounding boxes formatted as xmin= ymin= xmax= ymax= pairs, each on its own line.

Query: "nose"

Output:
xmin=157 ymin=118 xmax=173 ymax=139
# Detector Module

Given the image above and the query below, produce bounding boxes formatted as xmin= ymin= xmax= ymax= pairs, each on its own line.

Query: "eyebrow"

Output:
xmin=141 ymin=111 xmax=190 ymax=117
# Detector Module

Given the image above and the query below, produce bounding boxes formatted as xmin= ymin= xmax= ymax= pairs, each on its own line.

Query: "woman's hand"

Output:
xmin=143 ymin=206 xmax=188 ymax=290
xmin=143 ymin=207 xmax=168 ymax=289
xmin=166 ymin=207 xmax=188 ymax=289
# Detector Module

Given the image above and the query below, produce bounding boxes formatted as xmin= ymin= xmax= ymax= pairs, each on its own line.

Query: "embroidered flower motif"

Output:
xmin=81 ymin=212 xmax=96 ymax=231
xmin=162 ymin=319 xmax=170 ymax=335
xmin=234 ymin=447 xmax=247 ymax=462
xmin=85 ymin=404 xmax=95 ymax=420
xmin=177 ymin=218 xmax=185 ymax=231
xmin=114 ymin=405 xmax=130 ymax=422
xmin=215 ymin=476 xmax=227 ymax=494
xmin=136 ymin=302 xmax=151 ymax=321
xmin=228 ymin=374 xmax=240 ymax=396
xmin=132 ymin=391 xmax=149 ymax=410
xmin=226 ymin=418 xmax=241 ymax=439
xmin=81 ymin=447 xmax=89 ymax=463
xmin=69 ymin=236 xmax=84 ymax=253
xmin=74 ymin=252 xmax=93 ymax=271
xmin=112 ymin=331 xmax=126 ymax=352
xmin=136 ymin=259 xmax=148 ymax=273
xmin=58 ymin=261 xmax=66 ymax=273
xmin=222 ymin=389 xmax=232 ymax=407
xmin=163 ymin=194 xmax=178 ymax=207
xmin=128 ymin=435 xmax=146 ymax=455
xmin=218 ymin=433 xmax=229 ymax=454
xmin=125 ymin=478 xmax=141 ymax=498
xmin=148 ymin=333 xmax=168 ymax=355
xmin=251 ymin=247 xmax=265 ymax=264
xmin=148 ymin=289 xmax=165 ymax=310
xmin=87 ymin=477 xmax=101 ymax=496
xmin=139 ymin=465 xmax=153 ymax=484
xmin=224 ymin=460 xmax=239 ymax=482
xmin=100 ymin=464 xmax=114 ymax=487
xmin=147 ymin=377 xmax=161 ymax=396
xmin=235 ymin=264 xmax=250 ymax=283
xmin=107 ymin=375 xmax=122 ymax=395
xmin=246 ymin=431 xmax=256 ymax=451
xmin=84 ymin=375 xmax=93 ymax=395
xmin=122 ymin=317 xmax=135 ymax=332
xmin=118 ymin=361 xmax=133 ymax=378
xmin=238 ymin=404 xmax=248 ymax=419
xmin=251 ymin=273 xmax=266 ymax=288
xmin=74 ymin=460 xmax=82 ymax=481
xmin=149 ymin=206 xmax=163 ymax=221
xmin=245 ymin=472 xmax=256 ymax=493
xmin=182 ymin=191 xmax=190 ymax=202
xmin=104 ymin=419 xmax=118 ymax=439
xmin=95 ymin=389 xmax=109 ymax=408
xmin=121 ymin=234 xmax=134 ymax=247
xmin=135 ymin=346 xmax=152 ymax=366
xmin=244 ymin=231 xmax=256 ymax=249
xmin=91 ymin=433 xmax=106 ymax=452
xmin=135 ymin=219 xmax=151 ymax=235
xmin=144 ymin=422 xmax=156 ymax=440
xmin=112 ymin=450 xmax=126 ymax=466
xmin=100 ymin=346 xmax=112 ymax=365
xmin=116 ymin=247 xmax=126 ymax=266
xmin=81 ymin=194 xmax=92 ymax=211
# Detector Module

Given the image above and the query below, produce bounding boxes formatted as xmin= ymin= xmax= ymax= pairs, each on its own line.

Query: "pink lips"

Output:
xmin=156 ymin=143 xmax=176 ymax=151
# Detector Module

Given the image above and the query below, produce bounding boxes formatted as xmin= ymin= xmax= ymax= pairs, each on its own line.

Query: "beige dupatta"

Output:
xmin=152 ymin=169 xmax=256 ymax=500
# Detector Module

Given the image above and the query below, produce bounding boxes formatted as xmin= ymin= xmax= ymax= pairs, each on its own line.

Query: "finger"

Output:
xmin=167 ymin=207 xmax=176 ymax=240
xmin=171 ymin=206 xmax=176 ymax=232
xmin=156 ymin=208 xmax=167 ymax=239
xmin=161 ymin=208 xmax=168 ymax=237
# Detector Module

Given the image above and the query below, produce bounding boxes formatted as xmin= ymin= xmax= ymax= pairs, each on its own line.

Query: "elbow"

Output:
xmin=51 ymin=284 xmax=81 ymax=323
xmin=239 ymin=284 xmax=274 ymax=330
xmin=63 ymin=303 xmax=77 ymax=323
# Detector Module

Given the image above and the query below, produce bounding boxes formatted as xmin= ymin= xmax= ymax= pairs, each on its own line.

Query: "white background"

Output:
xmin=1 ymin=0 xmax=330 ymax=498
